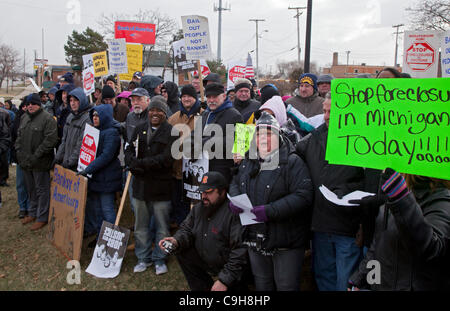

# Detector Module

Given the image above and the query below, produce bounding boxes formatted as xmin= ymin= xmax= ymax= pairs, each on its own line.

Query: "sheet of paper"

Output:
xmin=227 ymin=193 xmax=261 ymax=226
xmin=319 ymin=185 xmax=375 ymax=206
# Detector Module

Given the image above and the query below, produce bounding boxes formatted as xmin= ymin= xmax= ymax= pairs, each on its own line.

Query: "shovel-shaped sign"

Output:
xmin=85 ymin=173 xmax=132 ymax=278
xmin=85 ymin=137 xmax=138 ymax=278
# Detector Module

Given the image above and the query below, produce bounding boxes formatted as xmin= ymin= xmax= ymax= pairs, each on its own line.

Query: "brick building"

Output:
xmin=322 ymin=52 xmax=402 ymax=78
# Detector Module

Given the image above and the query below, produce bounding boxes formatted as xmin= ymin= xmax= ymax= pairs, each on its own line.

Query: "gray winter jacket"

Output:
xmin=55 ymin=87 xmax=92 ymax=170
xmin=285 ymin=91 xmax=324 ymax=118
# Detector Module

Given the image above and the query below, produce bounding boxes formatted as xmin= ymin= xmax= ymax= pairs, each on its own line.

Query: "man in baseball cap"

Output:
xmin=317 ymin=74 xmax=334 ymax=98
xmin=158 ymin=170 xmax=249 ymax=291
xmin=132 ymin=71 xmax=143 ymax=83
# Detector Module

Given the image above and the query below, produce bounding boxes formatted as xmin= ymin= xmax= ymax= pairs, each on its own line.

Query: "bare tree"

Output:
xmin=406 ymin=0 xmax=450 ymax=31
xmin=97 ymin=9 xmax=177 ymax=71
xmin=275 ymin=60 xmax=320 ymax=81
xmin=0 ymin=43 xmax=20 ymax=91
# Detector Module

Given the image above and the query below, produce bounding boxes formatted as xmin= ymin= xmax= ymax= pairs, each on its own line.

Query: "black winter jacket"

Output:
xmin=174 ymin=198 xmax=248 ymax=287
xmin=229 ymin=139 xmax=313 ymax=250
xmin=296 ymin=124 xmax=365 ymax=237
xmin=233 ymin=98 xmax=260 ymax=123
xmin=350 ymin=183 xmax=450 ymax=291
xmin=193 ymin=101 xmax=243 ymax=183
xmin=124 ymin=120 xmax=175 ymax=201
xmin=15 ymin=108 xmax=58 ymax=171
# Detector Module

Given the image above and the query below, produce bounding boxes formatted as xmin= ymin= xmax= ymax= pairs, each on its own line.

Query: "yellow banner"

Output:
xmin=119 ymin=44 xmax=143 ymax=81
xmin=93 ymin=51 xmax=108 ymax=77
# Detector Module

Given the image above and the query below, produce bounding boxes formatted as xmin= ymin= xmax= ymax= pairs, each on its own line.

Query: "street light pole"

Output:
xmin=249 ymin=18 xmax=265 ymax=83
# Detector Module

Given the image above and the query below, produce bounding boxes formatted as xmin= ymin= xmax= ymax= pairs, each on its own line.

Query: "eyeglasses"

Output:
xmin=92 ymin=111 xmax=99 ymax=117
xmin=161 ymin=89 xmax=167 ymax=94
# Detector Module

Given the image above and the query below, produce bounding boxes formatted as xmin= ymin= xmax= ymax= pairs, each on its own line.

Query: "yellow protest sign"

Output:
xmin=93 ymin=51 xmax=108 ymax=77
xmin=119 ymin=44 xmax=143 ymax=81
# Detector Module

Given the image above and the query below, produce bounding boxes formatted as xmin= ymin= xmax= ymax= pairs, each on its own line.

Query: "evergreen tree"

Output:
xmin=64 ymin=27 xmax=108 ymax=68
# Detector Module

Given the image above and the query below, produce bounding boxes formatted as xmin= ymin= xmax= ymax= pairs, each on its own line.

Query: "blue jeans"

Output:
xmin=16 ymin=165 xmax=29 ymax=212
xmin=85 ymin=191 xmax=116 ymax=234
xmin=312 ymin=232 xmax=363 ymax=291
xmin=134 ymin=199 xmax=171 ymax=265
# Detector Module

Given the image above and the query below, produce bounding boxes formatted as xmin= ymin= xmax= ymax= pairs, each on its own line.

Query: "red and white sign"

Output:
xmin=403 ymin=31 xmax=440 ymax=78
xmin=190 ymin=59 xmax=210 ymax=77
xmin=227 ymin=59 xmax=246 ymax=90
xmin=82 ymin=68 xmax=95 ymax=96
xmin=78 ymin=124 xmax=100 ymax=173
xmin=115 ymin=21 xmax=156 ymax=45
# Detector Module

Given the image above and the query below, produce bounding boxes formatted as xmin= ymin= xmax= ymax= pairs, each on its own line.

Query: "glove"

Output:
xmin=333 ymin=188 xmax=346 ymax=199
xmin=229 ymin=202 xmax=243 ymax=215
xmin=348 ymin=193 xmax=387 ymax=208
xmin=251 ymin=205 xmax=268 ymax=222
xmin=380 ymin=168 xmax=409 ymax=201
xmin=76 ymin=169 xmax=88 ymax=177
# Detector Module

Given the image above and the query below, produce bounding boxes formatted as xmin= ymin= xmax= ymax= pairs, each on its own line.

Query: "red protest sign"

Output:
xmin=229 ymin=65 xmax=246 ymax=82
xmin=115 ymin=21 xmax=156 ymax=45
xmin=192 ymin=65 xmax=211 ymax=77
xmin=79 ymin=134 xmax=97 ymax=166
xmin=83 ymin=71 xmax=94 ymax=92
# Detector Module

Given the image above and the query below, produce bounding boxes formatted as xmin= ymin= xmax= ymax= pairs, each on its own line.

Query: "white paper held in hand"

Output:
xmin=319 ymin=185 xmax=375 ymax=206
xmin=227 ymin=193 xmax=262 ymax=226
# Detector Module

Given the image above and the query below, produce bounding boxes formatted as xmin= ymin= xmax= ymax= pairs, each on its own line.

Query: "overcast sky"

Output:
xmin=0 ymin=0 xmax=419 ymax=74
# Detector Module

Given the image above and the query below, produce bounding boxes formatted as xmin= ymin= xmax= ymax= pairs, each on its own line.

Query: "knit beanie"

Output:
xmin=234 ymin=78 xmax=252 ymax=92
xmin=260 ymin=84 xmax=280 ymax=104
xmin=299 ymin=73 xmax=318 ymax=91
xmin=149 ymin=95 xmax=170 ymax=116
xmin=181 ymin=84 xmax=198 ymax=99
xmin=102 ymin=85 xmax=116 ymax=99
xmin=256 ymin=111 xmax=280 ymax=133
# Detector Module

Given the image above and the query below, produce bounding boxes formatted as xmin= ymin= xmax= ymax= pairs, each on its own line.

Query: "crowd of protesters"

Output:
xmin=0 ymin=67 xmax=448 ymax=291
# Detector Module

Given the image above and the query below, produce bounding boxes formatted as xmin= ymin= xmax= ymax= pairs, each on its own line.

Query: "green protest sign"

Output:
xmin=326 ymin=78 xmax=450 ymax=180
xmin=232 ymin=123 xmax=256 ymax=157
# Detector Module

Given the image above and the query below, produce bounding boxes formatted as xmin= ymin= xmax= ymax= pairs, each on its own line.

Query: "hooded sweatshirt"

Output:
xmin=163 ymin=81 xmax=180 ymax=114
xmin=55 ymin=87 xmax=92 ymax=170
xmin=140 ymin=75 xmax=164 ymax=98
xmin=84 ymin=104 xmax=122 ymax=193
xmin=259 ymin=96 xmax=287 ymax=126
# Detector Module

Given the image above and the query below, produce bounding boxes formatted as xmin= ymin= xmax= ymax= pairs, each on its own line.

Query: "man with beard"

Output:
xmin=159 ymin=171 xmax=248 ymax=291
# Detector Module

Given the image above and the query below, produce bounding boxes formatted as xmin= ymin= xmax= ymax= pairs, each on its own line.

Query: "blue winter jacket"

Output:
xmin=84 ymin=104 xmax=122 ymax=193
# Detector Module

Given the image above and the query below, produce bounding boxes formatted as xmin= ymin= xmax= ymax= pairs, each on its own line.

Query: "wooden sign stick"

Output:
xmin=115 ymin=172 xmax=131 ymax=226
xmin=197 ymin=60 xmax=205 ymax=103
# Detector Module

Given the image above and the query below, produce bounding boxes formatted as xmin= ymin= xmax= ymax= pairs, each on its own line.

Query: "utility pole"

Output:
xmin=345 ymin=50 xmax=350 ymax=76
xmin=303 ymin=0 xmax=313 ymax=73
xmin=288 ymin=6 xmax=306 ymax=64
xmin=23 ymin=48 xmax=26 ymax=85
xmin=249 ymin=18 xmax=265 ymax=83
xmin=393 ymin=24 xmax=404 ymax=67
xmin=214 ymin=0 xmax=231 ymax=62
